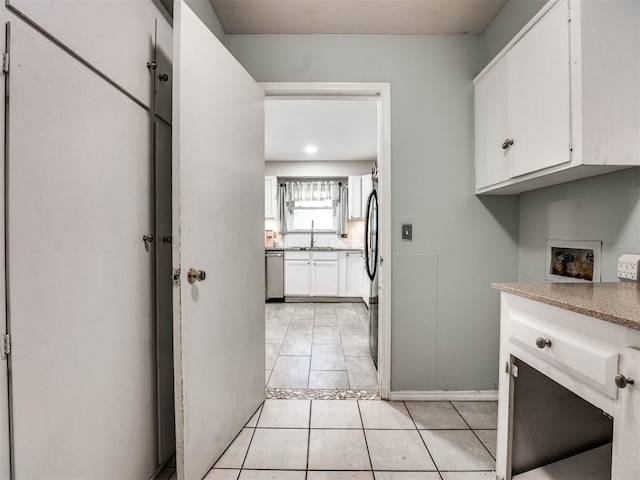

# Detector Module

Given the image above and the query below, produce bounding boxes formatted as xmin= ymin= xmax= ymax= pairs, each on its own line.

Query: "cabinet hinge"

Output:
xmin=494 ymin=475 xmax=504 ymax=480
xmin=1 ymin=52 xmax=9 ymax=76
xmin=569 ymin=138 xmax=574 ymax=151
xmin=172 ymin=268 xmax=181 ymax=286
xmin=505 ymin=361 xmax=518 ymax=378
xmin=1 ymin=334 xmax=11 ymax=360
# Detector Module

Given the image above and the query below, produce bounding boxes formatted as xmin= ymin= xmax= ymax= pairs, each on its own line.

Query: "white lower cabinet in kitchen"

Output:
xmin=345 ymin=252 xmax=364 ymax=297
xmin=284 ymin=251 xmax=339 ymax=297
xmin=495 ymin=287 xmax=640 ymax=480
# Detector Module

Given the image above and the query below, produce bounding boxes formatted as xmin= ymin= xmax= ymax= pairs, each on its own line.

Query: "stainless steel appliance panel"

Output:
xmin=265 ymin=251 xmax=284 ymax=300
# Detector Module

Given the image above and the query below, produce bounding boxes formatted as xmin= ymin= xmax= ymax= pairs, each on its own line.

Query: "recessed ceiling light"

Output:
xmin=305 ymin=145 xmax=318 ymax=154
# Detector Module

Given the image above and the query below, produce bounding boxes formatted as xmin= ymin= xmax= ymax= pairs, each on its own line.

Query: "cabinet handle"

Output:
xmin=615 ymin=374 xmax=634 ymax=389
xmin=535 ymin=337 xmax=552 ymax=349
xmin=502 ymin=139 xmax=514 ymax=150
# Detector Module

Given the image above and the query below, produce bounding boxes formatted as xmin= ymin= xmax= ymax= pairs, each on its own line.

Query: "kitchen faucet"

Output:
xmin=310 ymin=220 xmax=315 ymax=248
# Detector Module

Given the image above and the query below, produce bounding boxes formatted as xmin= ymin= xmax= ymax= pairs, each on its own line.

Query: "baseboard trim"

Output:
xmin=389 ymin=390 xmax=499 ymax=401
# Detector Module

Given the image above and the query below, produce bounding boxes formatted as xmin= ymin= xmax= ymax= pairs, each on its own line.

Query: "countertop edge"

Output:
xmin=492 ymin=282 xmax=640 ymax=331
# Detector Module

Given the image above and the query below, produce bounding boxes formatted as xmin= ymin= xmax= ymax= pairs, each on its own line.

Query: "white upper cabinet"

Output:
xmin=348 ymin=175 xmax=363 ymax=219
xmin=361 ymin=173 xmax=373 ymax=214
xmin=474 ymin=0 xmax=640 ymax=194
xmin=265 ymin=176 xmax=278 ymax=219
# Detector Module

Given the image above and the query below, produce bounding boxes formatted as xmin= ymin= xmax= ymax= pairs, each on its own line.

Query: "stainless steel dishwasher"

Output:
xmin=265 ymin=250 xmax=284 ymax=300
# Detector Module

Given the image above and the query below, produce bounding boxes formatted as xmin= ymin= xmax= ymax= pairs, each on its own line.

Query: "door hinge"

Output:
xmin=505 ymin=361 xmax=518 ymax=378
xmin=567 ymin=10 xmax=571 ymax=22
xmin=172 ymin=268 xmax=180 ymax=286
xmin=1 ymin=52 xmax=8 ymax=76
xmin=1 ymin=334 xmax=11 ymax=360
xmin=569 ymin=138 xmax=574 ymax=151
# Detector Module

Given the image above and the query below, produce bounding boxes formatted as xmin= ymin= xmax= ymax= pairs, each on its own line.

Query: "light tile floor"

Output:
xmin=205 ymin=399 xmax=498 ymax=479
xmin=266 ymin=302 xmax=377 ymax=390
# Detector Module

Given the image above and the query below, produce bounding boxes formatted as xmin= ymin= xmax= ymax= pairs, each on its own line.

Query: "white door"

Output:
xmin=173 ymin=2 xmax=265 ymax=479
xmin=7 ymin=20 xmax=156 ymax=478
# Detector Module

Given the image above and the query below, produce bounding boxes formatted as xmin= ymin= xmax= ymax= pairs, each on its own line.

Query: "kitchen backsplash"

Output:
xmin=281 ymin=233 xmax=347 ymax=248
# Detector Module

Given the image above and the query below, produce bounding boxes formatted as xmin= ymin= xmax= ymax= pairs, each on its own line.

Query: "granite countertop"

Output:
xmin=266 ymin=246 xmax=364 ymax=253
xmin=492 ymin=282 xmax=640 ymax=331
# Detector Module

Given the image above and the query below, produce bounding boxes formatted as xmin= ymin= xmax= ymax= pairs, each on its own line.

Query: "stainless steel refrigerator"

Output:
xmin=364 ymin=169 xmax=379 ymax=369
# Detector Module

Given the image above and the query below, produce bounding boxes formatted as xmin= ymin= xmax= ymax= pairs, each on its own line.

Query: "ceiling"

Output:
xmin=209 ymin=0 xmax=507 ymax=35
xmin=265 ymin=99 xmax=378 ymax=162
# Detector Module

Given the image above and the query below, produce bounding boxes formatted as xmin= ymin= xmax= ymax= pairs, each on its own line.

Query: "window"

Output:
xmin=291 ymin=199 xmax=335 ymax=231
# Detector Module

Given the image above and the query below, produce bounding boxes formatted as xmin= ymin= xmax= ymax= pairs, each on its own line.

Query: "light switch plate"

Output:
xmin=402 ymin=224 xmax=412 ymax=241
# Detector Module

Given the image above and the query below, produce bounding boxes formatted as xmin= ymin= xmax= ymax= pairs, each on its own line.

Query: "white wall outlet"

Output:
xmin=618 ymin=254 xmax=640 ymax=281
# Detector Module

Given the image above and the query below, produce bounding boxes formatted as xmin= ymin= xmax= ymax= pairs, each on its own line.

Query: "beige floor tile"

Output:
xmin=346 ymin=357 xmax=378 ymax=389
xmin=359 ymin=401 xmax=415 ymax=429
xmin=341 ymin=334 xmax=370 ymax=356
xmin=338 ymin=317 xmax=366 ymax=334
xmin=308 ymin=429 xmax=371 ymax=470
xmin=311 ymin=344 xmax=346 ymax=370
xmin=258 ymin=399 xmax=310 ymax=428
xmin=474 ymin=430 xmax=497 ymax=458
xmin=243 ymin=428 xmax=308 ymax=470
xmin=312 ymin=327 xmax=341 ymax=344
xmin=405 ymin=402 xmax=468 ymax=430
xmin=314 ymin=313 xmax=338 ymax=327
xmin=439 ymin=473 xmax=495 ymax=480
xmin=288 ymin=318 xmax=314 ymax=335
xmin=239 ymin=470 xmax=306 ymax=480
xmin=365 ymin=430 xmax=436 ymax=471
xmin=265 ymin=325 xmax=288 ymax=344
xmin=451 ymin=402 xmax=498 ymax=430
xmin=245 ymin=406 xmax=262 ymax=428
xmin=265 ymin=370 xmax=271 ymax=386
xmin=204 ymin=469 xmax=239 ymax=480
xmin=311 ymin=400 xmax=362 ymax=429
xmin=420 ymin=430 xmax=495 ymax=471
xmin=374 ymin=473 xmax=441 ymax=480
xmin=307 ymin=472 xmax=373 ymax=480
xmin=280 ymin=334 xmax=313 ymax=356
xmin=315 ymin=304 xmax=335 ymax=314
xmin=214 ymin=428 xmax=253 ymax=468
xmin=308 ymin=370 xmax=349 ymax=389
xmin=267 ymin=356 xmax=310 ymax=389
xmin=265 ymin=343 xmax=280 ymax=370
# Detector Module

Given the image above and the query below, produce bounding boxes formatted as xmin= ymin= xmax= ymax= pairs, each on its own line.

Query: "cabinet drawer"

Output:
xmin=285 ymin=251 xmax=311 ymax=260
xmin=312 ymin=251 xmax=339 ymax=261
xmin=510 ymin=316 xmax=619 ymax=399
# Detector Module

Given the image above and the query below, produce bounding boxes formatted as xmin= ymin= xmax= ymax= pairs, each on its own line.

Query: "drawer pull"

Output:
xmin=615 ymin=374 xmax=634 ymax=389
xmin=536 ymin=337 xmax=552 ymax=349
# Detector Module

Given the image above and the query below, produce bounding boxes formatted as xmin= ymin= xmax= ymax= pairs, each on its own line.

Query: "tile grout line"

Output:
xmin=356 ymin=400 xmax=375 ymax=477
xmin=404 ymin=400 xmax=441 ymax=475
xmin=449 ymin=401 xmax=497 ymax=462
xmin=237 ymin=401 xmax=266 ymax=478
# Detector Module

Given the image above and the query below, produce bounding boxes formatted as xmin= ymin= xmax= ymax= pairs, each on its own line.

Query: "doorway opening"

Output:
xmin=262 ymin=83 xmax=391 ymax=399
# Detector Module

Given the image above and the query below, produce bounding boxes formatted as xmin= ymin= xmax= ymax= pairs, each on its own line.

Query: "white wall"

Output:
xmin=480 ymin=0 xmax=547 ymax=67
xmin=184 ymin=0 xmax=226 ymax=43
xmin=266 ymin=160 xmax=373 ymax=177
xmin=228 ymin=34 xmax=520 ymax=392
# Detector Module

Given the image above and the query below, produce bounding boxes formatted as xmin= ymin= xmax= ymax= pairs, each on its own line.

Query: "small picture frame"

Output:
xmin=545 ymin=240 xmax=602 ymax=283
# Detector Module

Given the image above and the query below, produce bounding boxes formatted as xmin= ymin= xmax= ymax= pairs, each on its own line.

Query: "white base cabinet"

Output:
xmin=496 ymin=293 xmax=640 ymax=479
xmin=474 ymin=0 xmax=640 ymax=194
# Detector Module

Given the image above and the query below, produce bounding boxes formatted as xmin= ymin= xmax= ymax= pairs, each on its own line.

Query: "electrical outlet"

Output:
xmin=617 ymin=254 xmax=640 ymax=281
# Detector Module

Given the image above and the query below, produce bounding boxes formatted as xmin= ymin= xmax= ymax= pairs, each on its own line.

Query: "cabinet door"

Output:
xmin=285 ymin=259 xmax=311 ymax=295
xmin=265 ymin=176 xmax=277 ymax=219
xmin=507 ymin=0 xmax=571 ymax=178
xmin=361 ymin=174 xmax=373 ymax=209
xmin=348 ymin=175 xmax=362 ymax=219
xmin=312 ymin=260 xmax=339 ymax=296
xmin=612 ymin=347 xmax=640 ymax=479
xmin=346 ymin=253 xmax=364 ymax=297
xmin=475 ymin=58 xmax=510 ymax=190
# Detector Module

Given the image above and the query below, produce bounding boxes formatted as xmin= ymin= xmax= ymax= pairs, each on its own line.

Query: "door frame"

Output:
xmin=260 ymin=82 xmax=391 ymax=399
